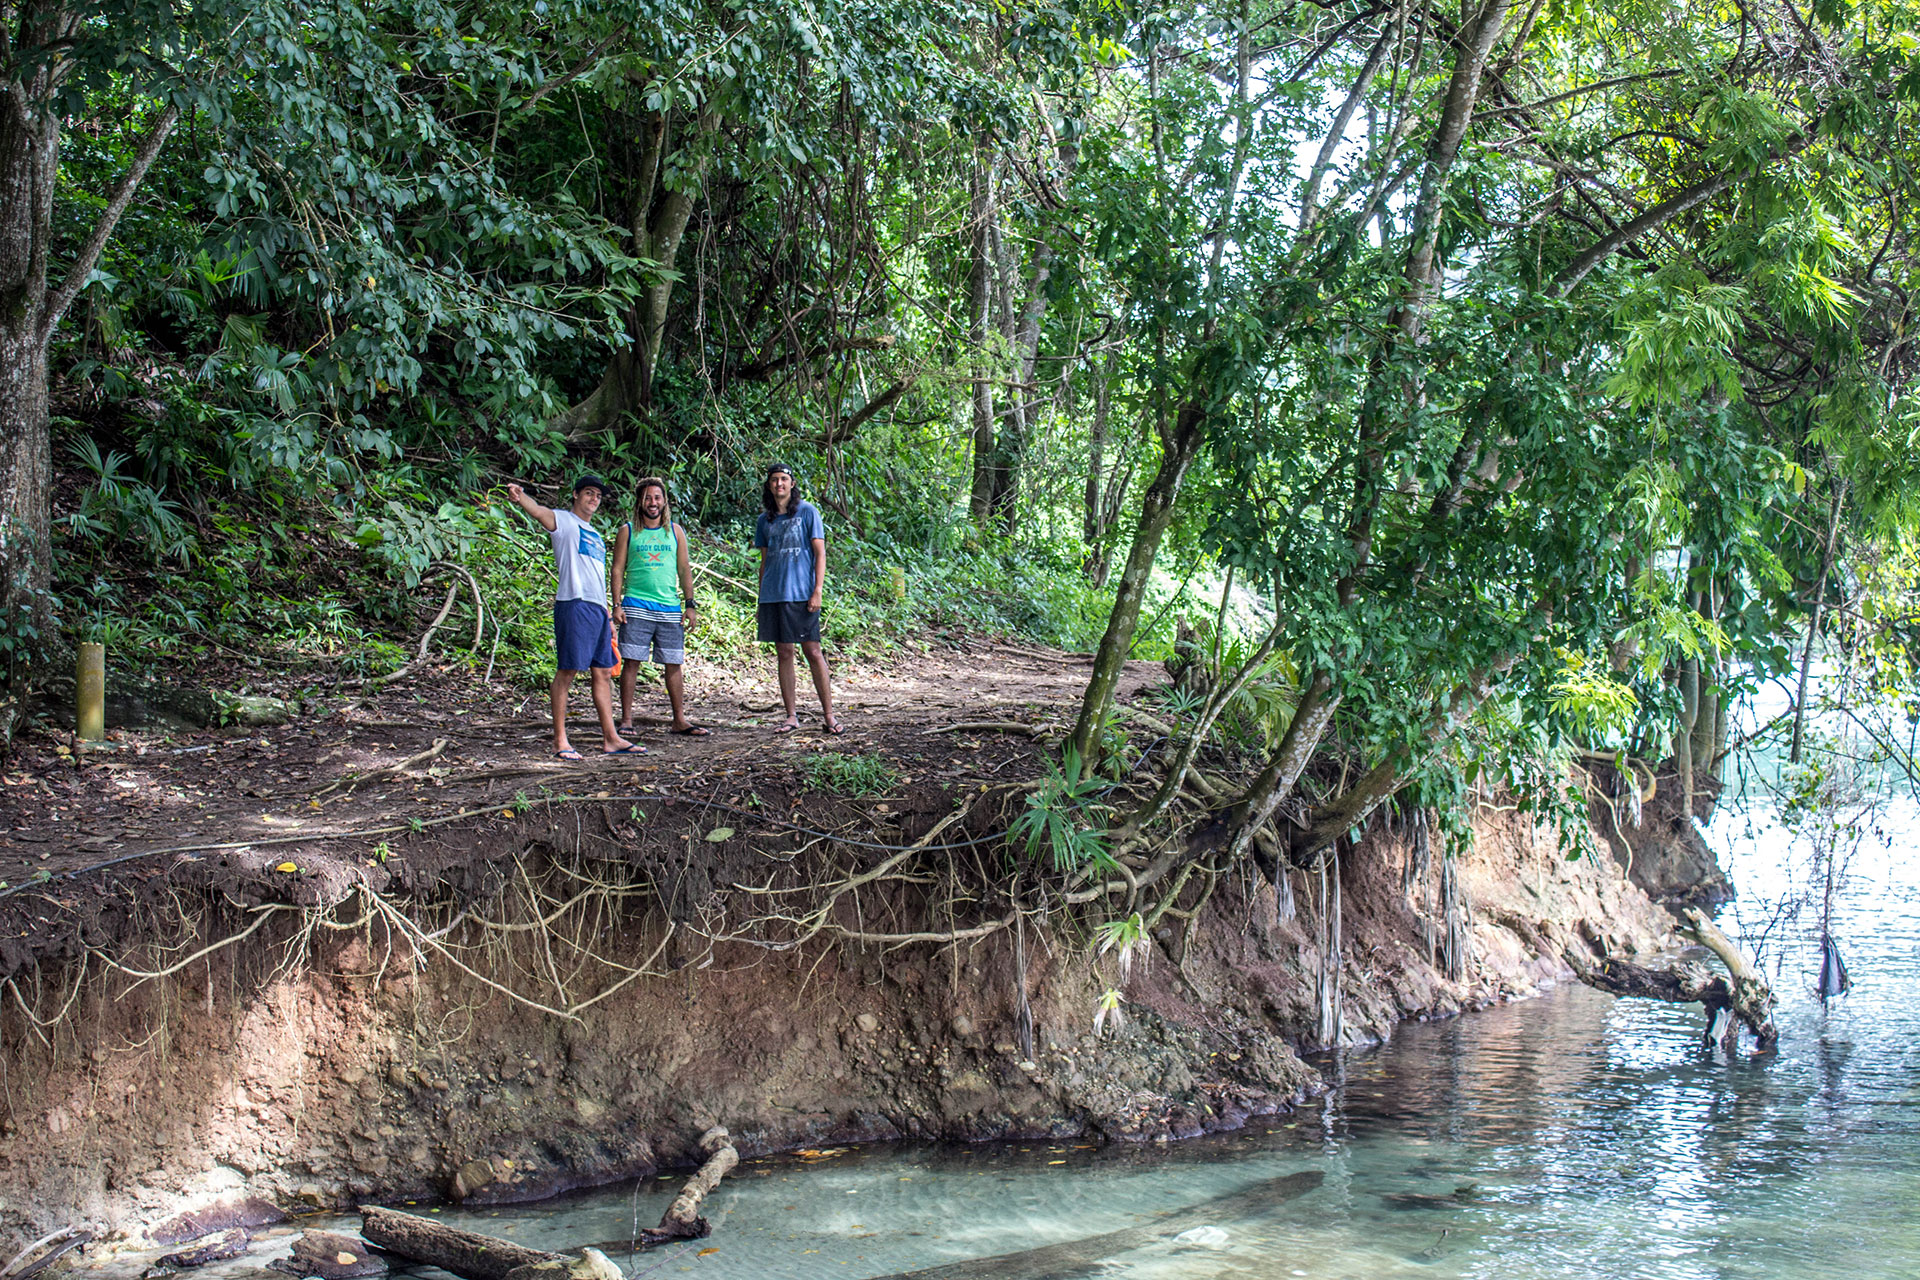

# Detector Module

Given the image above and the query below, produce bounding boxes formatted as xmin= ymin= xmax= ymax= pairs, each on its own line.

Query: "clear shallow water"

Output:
xmin=154 ymin=802 xmax=1920 ymax=1280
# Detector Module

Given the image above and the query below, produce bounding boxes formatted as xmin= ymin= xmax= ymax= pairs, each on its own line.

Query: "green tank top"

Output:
xmin=621 ymin=523 xmax=681 ymax=609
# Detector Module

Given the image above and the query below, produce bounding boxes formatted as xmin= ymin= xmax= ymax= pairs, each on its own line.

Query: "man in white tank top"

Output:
xmin=506 ymin=476 xmax=643 ymax=759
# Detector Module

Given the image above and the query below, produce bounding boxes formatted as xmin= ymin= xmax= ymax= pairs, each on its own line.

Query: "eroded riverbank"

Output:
xmin=0 ymin=807 xmax=1671 ymax=1244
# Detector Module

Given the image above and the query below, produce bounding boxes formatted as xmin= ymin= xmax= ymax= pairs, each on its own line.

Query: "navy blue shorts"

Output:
xmin=554 ymin=600 xmax=617 ymax=671
xmin=757 ymin=601 xmax=822 ymax=644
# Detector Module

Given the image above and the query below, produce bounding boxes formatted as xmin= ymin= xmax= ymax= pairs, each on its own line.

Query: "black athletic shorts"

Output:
xmin=757 ymin=601 xmax=822 ymax=644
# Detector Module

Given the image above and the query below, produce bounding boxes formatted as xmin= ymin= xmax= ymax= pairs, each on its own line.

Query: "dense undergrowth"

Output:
xmin=42 ymin=411 xmax=1162 ymax=699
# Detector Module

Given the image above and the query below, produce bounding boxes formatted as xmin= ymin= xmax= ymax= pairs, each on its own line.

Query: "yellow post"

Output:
xmin=76 ymin=642 xmax=105 ymax=741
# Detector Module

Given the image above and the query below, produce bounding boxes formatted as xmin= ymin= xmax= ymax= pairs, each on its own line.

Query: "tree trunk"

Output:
xmin=1067 ymin=398 xmax=1207 ymax=760
xmin=1286 ymin=653 xmax=1520 ymax=863
xmin=966 ymin=147 xmax=997 ymax=523
xmin=0 ymin=87 xmax=59 ymax=658
xmin=1790 ymin=481 xmax=1846 ymax=763
xmin=1674 ymin=653 xmax=1698 ymax=822
xmin=1226 ymin=671 xmax=1341 ymax=861
xmin=1082 ymin=351 xmax=1111 ymax=580
xmin=988 ymin=233 xmax=1058 ymax=531
xmin=557 ymin=109 xmax=717 ymax=441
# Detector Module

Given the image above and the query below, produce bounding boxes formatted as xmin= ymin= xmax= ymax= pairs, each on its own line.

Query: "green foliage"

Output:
xmin=1547 ymin=651 xmax=1639 ymax=743
xmin=798 ymin=751 xmax=897 ymax=797
xmin=20 ymin=0 xmax=1920 ymax=883
xmin=1012 ymin=746 xmax=1112 ymax=873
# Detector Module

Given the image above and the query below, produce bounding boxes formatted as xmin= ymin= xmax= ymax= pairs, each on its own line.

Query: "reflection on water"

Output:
xmin=128 ymin=805 xmax=1920 ymax=1279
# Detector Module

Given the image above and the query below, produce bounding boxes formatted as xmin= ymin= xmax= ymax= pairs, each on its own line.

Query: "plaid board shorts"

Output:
xmin=618 ymin=604 xmax=686 ymax=665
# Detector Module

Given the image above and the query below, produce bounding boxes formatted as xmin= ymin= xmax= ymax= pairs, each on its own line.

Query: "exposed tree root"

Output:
xmin=311 ymin=738 xmax=449 ymax=798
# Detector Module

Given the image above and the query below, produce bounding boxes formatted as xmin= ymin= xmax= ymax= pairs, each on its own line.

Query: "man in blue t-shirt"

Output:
xmin=506 ymin=476 xmax=642 ymax=759
xmin=752 ymin=463 xmax=841 ymax=733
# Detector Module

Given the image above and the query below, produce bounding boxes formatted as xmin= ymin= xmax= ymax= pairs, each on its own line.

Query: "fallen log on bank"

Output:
xmin=1570 ymin=909 xmax=1779 ymax=1051
xmin=358 ymin=1208 xmax=620 ymax=1280
xmin=636 ymin=1126 xmax=739 ymax=1244
xmin=363 ymin=1128 xmax=740 ymax=1277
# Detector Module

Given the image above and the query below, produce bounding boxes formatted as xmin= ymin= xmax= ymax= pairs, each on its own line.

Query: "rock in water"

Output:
xmin=451 ymin=1158 xmax=496 ymax=1201
xmin=269 ymin=1231 xmax=386 ymax=1279
xmin=156 ymin=1229 xmax=252 ymax=1269
xmin=150 ymin=1198 xmax=287 ymax=1246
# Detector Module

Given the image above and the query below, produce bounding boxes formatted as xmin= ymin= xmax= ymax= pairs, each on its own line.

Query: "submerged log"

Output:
xmin=868 ymin=1169 xmax=1324 ymax=1280
xmin=637 ymin=1126 xmax=739 ymax=1245
xmin=1570 ymin=912 xmax=1779 ymax=1051
xmin=1680 ymin=907 xmax=1779 ymax=1048
xmin=357 ymin=1208 xmax=619 ymax=1280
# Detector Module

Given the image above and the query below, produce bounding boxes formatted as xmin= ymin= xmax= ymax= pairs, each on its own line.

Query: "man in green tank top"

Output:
xmin=610 ymin=477 xmax=708 ymax=736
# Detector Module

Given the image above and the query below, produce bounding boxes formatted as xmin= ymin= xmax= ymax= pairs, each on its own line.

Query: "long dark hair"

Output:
xmin=634 ymin=475 xmax=672 ymax=530
xmin=760 ymin=464 xmax=798 ymax=517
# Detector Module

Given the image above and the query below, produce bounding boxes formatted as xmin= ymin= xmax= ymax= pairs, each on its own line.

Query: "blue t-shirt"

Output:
xmin=753 ymin=501 xmax=826 ymax=604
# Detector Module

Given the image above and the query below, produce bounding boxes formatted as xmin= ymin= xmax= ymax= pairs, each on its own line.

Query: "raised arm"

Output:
xmin=505 ymin=483 xmax=559 ymax=533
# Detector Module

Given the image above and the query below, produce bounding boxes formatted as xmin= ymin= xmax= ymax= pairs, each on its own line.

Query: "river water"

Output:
xmin=145 ymin=796 xmax=1920 ymax=1280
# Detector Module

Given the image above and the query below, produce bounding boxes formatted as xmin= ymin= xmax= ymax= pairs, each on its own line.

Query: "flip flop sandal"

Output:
xmin=555 ymin=748 xmax=585 ymax=761
xmin=823 ymin=720 xmax=847 ymax=735
xmin=669 ymin=725 xmax=712 ymax=736
xmin=603 ymin=744 xmax=647 ymax=755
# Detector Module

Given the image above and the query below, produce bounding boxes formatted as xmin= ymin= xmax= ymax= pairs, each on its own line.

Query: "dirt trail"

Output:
xmin=0 ymin=642 xmax=1134 ymax=970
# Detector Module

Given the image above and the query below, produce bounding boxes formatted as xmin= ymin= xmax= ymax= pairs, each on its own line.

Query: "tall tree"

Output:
xmin=0 ymin=0 xmax=191 ymax=657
